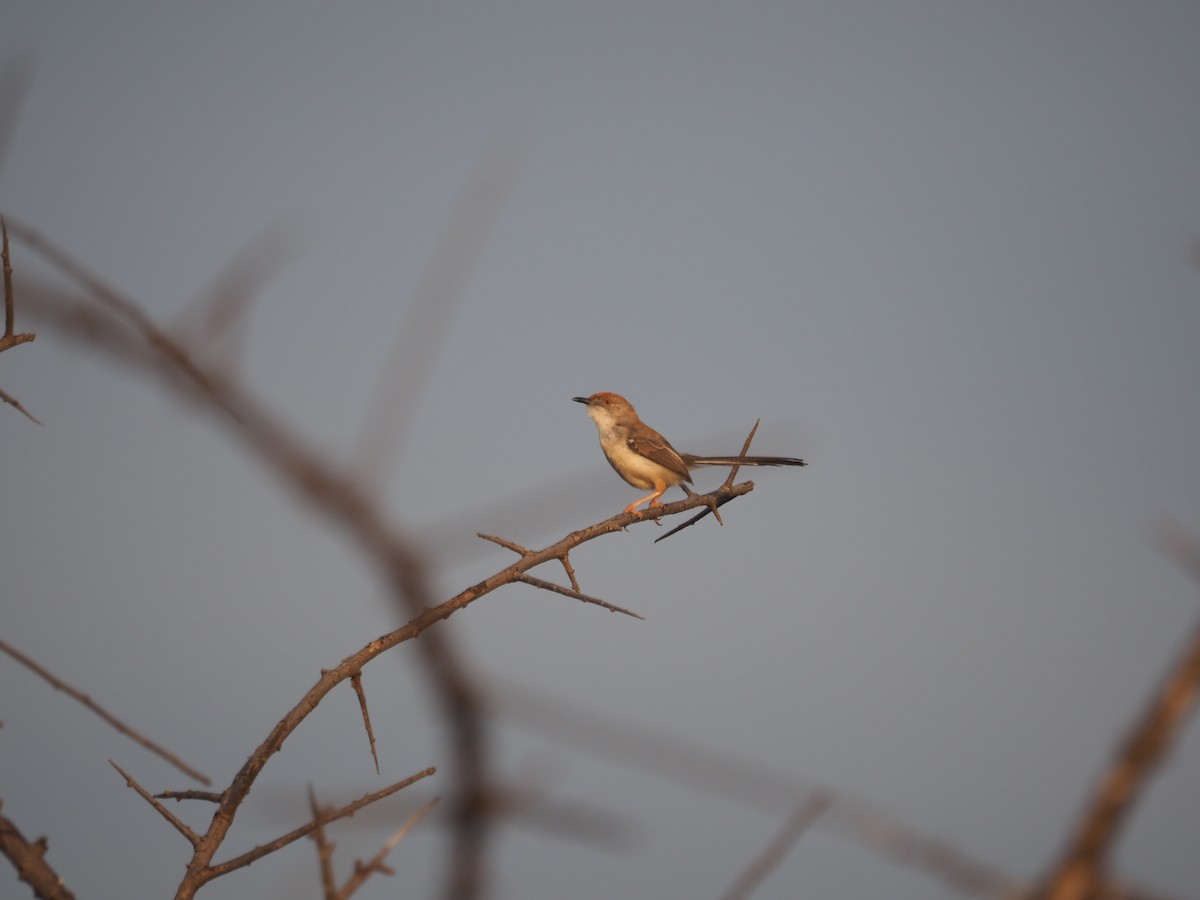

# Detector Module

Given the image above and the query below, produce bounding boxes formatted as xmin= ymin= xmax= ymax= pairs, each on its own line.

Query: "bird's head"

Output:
xmin=572 ymin=391 xmax=637 ymax=428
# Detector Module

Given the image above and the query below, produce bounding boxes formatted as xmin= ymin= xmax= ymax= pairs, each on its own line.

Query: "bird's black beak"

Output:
xmin=572 ymin=396 xmax=591 ymax=405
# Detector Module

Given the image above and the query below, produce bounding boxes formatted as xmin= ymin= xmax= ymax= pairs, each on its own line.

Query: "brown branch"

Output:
xmin=723 ymin=419 xmax=761 ymax=489
xmin=0 ymin=216 xmax=40 ymax=424
xmin=720 ymin=792 xmax=831 ymax=900
xmin=654 ymin=482 xmax=749 ymax=543
xmin=558 ymin=553 xmax=581 ymax=593
xmin=481 ymin=531 xmax=644 ymax=617
xmin=156 ymin=482 xmax=742 ymax=897
xmin=9 ymin=220 xmax=489 ymax=900
xmin=110 ymin=761 xmax=201 ymax=846
xmin=306 ymin=786 xmax=338 ymax=900
xmin=476 ymin=532 xmax=530 ymax=555
xmin=0 ymin=639 xmax=210 ymax=784
xmin=653 ymin=421 xmax=763 ymax=543
xmin=0 ymin=800 xmax=76 ymax=900
xmin=514 ymin=573 xmax=644 ymax=619
xmin=203 ymin=768 xmax=436 ymax=882
xmin=349 ymin=672 xmax=380 ymax=775
xmin=1039 ymin=526 xmax=1200 ymax=900
xmin=156 ymin=791 xmax=223 ymax=804
xmin=336 ymin=797 xmax=439 ymax=900
xmin=11 ymin=223 xmax=769 ymax=899
xmin=0 ymin=384 xmax=41 ymax=425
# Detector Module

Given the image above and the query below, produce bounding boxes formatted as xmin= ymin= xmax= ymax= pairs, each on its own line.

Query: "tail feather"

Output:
xmin=684 ymin=455 xmax=806 ymax=468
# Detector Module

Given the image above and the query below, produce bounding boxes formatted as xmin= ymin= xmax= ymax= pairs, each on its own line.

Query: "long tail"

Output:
xmin=683 ymin=454 xmax=807 ymax=468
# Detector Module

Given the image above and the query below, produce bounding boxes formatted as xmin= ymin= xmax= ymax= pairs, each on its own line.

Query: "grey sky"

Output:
xmin=3 ymin=3 xmax=1199 ymax=898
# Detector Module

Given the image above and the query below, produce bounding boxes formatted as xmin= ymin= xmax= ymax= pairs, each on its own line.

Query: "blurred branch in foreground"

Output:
xmin=1038 ymin=521 xmax=1200 ymax=900
xmin=0 ymin=216 xmax=40 ymax=423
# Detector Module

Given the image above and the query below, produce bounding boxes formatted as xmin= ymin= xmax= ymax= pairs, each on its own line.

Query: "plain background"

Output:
xmin=3 ymin=4 xmax=1200 ymax=898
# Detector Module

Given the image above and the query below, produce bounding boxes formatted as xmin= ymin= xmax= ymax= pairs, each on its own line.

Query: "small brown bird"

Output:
xmin=573 ymin=392 xmax=806 ymax=515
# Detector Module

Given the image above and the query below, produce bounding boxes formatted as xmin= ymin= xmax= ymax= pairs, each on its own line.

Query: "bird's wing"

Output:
xmin=627 ymin=431 xmax=693 ymax=483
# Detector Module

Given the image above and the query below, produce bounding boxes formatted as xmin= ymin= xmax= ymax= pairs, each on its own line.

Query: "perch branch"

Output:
xmin=11 ymin=220 xmax=770 ymax=900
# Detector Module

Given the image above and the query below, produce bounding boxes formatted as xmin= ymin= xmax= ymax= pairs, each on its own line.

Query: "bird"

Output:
xmin=573 ymin=392 xmax=806 ymax=515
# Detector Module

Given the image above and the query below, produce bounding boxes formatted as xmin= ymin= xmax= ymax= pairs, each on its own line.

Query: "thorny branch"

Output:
xmin=9 ymin=220 xmax=769 ymax=900
xmin=204 ymin=769 xmax=436 ymax=882
xmin=654 ymin=420 xmax=761 ymax=543
xmin=110 ymin=761 xmax=200 ymax=846
xmin=309 ymin=792 xmax=440 ymax=900
xmin=6 ymin=215 xmax=1190 ymax=900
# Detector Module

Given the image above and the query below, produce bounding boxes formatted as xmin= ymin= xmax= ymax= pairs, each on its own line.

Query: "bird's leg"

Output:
xmin=623 ymin=479 xmax=669 ymax=516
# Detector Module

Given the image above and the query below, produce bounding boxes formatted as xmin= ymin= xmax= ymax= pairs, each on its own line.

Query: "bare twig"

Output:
xmin=0 ymin=639 xmax=209 ymax=784
xmin=204 ymin=768 xmax=436 ymax=882
xmin=653 ymin=421 xmax=762 ymax=543
xmin=348 ymin=672 xmax=380 ymax=775
xmin=476 ymin=532 xmax=530 ymax=555
xmin=335 ymin=797 xmax=439 ymax=900
xmin=723 ymin=420 xmax=761 ymax=489
xmin=0 ymin=384 xmax=41 ymax=424
xmin=110 ymin=761 xmax=201 ymax=846
xmin=156 ymin=791 xmax=223 ymax=804
xmin=482 ymin=531 xmax=644 ymax=617
xmin=0 ymin=216 xmax=40 ymax=424
xmin=514 ymin=573 xmax=644 ymax=619
xmin=306 ymin=786 xmax=338 ymax=900
xmin=0 ymin=799 xmax=76 ymax=900
xmin=720 ymin=792 xmax=831 ymax=900
xmin=1040 ymin=525 xmax=1200 ymax=900
xmin=558 ymin=553 xmax=581 ymax=593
